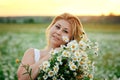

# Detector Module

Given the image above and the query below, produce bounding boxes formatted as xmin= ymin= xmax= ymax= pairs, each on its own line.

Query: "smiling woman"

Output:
xmin=17 ymin=13 xmax=87 ymax=80
xmin=0 ymin=0 xmax=120 ymax=16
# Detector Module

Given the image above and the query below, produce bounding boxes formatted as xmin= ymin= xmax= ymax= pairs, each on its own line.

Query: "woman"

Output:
xmin=17 ymin=13 xmax=86 ymax=80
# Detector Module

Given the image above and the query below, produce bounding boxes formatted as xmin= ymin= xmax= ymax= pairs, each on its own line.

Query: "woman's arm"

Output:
xmin=17 ymin=48 xmax=50 ymax=80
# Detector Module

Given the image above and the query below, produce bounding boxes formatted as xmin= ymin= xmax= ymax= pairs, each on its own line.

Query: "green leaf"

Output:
xmin=29 ymin=68 xmax=32 ymax=75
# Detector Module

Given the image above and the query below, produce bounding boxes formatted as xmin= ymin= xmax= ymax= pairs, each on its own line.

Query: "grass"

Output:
xmin=0 ymin=23 xmax=120 ymax=80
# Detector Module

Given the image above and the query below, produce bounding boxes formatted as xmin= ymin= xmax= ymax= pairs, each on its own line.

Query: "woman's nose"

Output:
xmin=56 ymin=29 xmax=62 ymax=35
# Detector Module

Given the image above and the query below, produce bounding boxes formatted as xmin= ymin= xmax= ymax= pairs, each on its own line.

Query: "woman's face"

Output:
xmin=49 ymin=19 xmax=72 ymax=48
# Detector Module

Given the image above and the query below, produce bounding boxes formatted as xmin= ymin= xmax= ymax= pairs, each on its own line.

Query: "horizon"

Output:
xmin=0 ymin=14 xmax=120 ymax=17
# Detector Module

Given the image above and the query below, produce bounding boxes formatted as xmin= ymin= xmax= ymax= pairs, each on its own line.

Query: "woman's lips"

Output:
xmin=52 ymin=35 xmax=60 ymax=41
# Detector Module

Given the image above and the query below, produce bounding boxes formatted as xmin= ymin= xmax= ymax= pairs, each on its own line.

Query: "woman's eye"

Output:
xmin=55 ymin=25 xmax=60 ymax=29
xmin=63 ymin=30 xmax=68 ymax=33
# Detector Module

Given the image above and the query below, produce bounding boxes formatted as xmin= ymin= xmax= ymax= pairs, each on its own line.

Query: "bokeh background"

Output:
xmin=0 ymin=0 xmax=120 ymax=80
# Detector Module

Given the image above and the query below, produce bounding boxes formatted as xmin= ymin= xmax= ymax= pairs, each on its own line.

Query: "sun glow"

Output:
xmin=0 ymin=0 xmax=120 ymax=16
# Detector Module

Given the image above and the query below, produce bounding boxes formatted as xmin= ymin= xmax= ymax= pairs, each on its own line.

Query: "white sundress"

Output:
xmin=34 ymin=49 xmax=40 ymax=63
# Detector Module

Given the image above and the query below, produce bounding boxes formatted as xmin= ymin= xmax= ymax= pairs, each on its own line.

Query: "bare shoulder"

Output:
xmin=25 ymin=48 xmax=34 ymax=54
xmin=21 ymin=48 xmax=35 ymax=64
xmin=22 ymin=48 xmax=34 ymax=58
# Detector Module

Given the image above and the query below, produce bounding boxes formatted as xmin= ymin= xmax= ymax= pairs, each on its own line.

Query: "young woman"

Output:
xmin=17 ymin=13 xmax=86 ymax=80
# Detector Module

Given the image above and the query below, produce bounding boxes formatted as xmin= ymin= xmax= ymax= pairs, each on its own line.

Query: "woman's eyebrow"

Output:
xmin=57 ymin=23 xmax=61 ymax=26
xmin=64 ymin=28 xmax=68 ymax=30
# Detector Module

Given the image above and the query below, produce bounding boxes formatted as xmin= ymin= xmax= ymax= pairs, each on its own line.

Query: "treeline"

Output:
xmin=0 ymin=15 xmax=120 ymax=24
xmin=0 ymin=16 xmax=53 ymax=24
xmin=79 ymin=15 xmax=120 ymax=24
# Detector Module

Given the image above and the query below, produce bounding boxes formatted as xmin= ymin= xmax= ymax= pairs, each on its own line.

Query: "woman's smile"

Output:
xmin=52 ymin=34 xmax=61 ymax=41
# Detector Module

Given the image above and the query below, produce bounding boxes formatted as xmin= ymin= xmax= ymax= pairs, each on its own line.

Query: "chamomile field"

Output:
xmin=0 ymin=23 xmax=120 ymax=80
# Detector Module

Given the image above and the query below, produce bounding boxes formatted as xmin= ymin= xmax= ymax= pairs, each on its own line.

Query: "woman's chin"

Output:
xmin=51 ymin=40 xmax=60 ymax=47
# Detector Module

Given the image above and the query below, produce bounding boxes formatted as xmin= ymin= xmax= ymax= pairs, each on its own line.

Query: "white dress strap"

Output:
xmin=34 ymin=49 xmax=40 ymax=63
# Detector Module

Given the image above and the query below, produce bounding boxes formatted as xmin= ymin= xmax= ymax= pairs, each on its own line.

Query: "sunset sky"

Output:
xmin=0 ymin=0 xmax=120 ymax=16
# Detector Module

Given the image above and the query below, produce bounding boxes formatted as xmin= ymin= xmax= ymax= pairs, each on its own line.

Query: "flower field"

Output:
xmin=0 ymin=23 xmax=120 ymax=80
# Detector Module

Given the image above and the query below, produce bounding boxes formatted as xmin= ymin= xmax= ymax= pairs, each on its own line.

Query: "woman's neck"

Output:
xmin=42 ymin=44 xmax=60 ymax=55
xmin=44 ymin=46 xmax=52 ymax=52
xmin=47 ymin=43 xmax=59 ymax=49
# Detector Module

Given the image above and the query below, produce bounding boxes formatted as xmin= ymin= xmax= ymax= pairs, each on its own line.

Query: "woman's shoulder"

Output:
xmin=25 ymin=48 xmax=41 ymax=54
xmin=21 ymin=48 xmax=36 ymax=64
xmin=25 ymin=48 xmax=45 ymax=58
xmin=23 ymin=48 xmax=36 ymax=57
xmin=25 ymin=48 xmax=34 ymax=53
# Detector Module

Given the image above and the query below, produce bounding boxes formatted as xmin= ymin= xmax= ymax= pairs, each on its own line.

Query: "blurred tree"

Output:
xmin=109 ymin=12 xmax=115 ymax=16
xmin=24 ymin=18 xmax=35 ymax=23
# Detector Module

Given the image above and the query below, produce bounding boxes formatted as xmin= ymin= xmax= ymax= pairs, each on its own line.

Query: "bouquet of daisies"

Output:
xmin=37 ymin=36 xmax=98 ymax=80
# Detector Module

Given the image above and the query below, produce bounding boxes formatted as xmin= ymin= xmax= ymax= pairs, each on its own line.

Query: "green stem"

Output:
xmin=21 ymin=63 xmax=33 ymax=80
